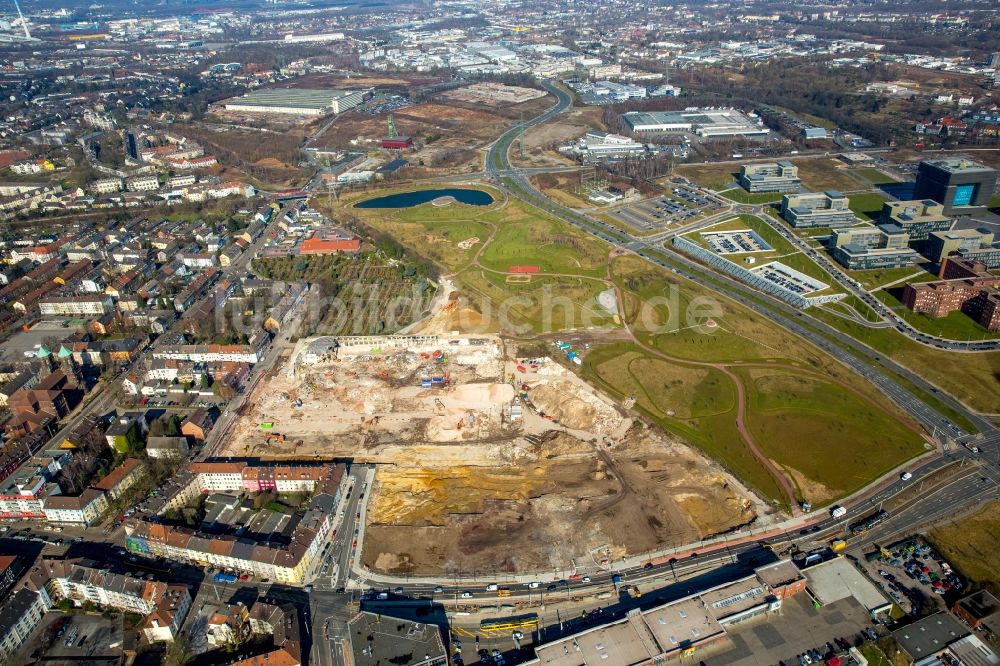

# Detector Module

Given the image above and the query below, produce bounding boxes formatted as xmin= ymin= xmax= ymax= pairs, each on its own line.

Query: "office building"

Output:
xmin=225 ymin=89 xmax=365 ymax=116
xmin=780 ymin=191 xmax=857 ymax=228
xmin=902 ymin=258 xmax=1000 ymax=331
xmin=829 ymin=223 xmax=919 ymax=270
xmin=925 ymin=228 xmax=999 ymax=265
xmin=739 ymin=161 xmax=801 ymax=193
xmin=913 ymin=158 xmax=997 ymax=216
xmin=881 ymin=200 xmax=953 ymax=241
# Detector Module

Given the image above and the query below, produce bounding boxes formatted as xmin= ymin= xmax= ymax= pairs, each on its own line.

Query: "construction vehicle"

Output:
xmin=626 ymin=585 xmax=641 ymax=599
xmin=497 ymin=588 xmax=511 ymax=597
xmin=363 ymin=416 xmax=380 ymax=428
xmin=831 ymin=539 xmax=847 ymax=552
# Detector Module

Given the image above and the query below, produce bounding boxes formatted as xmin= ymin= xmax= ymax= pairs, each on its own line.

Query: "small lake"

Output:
xmin=355 ymin=188 xmax=494 ymax=208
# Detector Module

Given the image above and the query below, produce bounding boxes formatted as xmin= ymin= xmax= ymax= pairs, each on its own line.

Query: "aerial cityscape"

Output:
xmin=0 ymin=1 xmax=1000 ymax=666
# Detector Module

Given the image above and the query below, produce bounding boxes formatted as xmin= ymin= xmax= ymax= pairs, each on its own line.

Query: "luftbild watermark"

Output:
xmin=214 ymin=282 xmax=724 ymax=337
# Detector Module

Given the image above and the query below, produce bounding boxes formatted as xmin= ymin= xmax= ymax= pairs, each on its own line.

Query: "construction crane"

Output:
xmin=387 ymin=114 xmax=398 ymax=139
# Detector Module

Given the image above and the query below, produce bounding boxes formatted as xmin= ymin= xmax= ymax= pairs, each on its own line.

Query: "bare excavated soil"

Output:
xmin=362 ymin=430 xmax=759 ymax=575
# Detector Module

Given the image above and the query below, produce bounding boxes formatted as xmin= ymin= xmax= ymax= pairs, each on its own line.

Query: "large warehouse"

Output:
xmin=624 ymin=109 xmax=770 ymax=138
xmin=224 ymin=88 xmax=366 ymax=116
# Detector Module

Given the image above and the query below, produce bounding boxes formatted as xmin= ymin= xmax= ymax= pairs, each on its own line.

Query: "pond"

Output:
xmin=355 ymin=188 xmax=494 ymax=208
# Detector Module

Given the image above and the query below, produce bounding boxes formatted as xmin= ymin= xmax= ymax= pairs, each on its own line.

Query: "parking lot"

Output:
xmin=751 ymin=261 xmax=829 ymax=296
xmin=18 ymin=612 xmax=123 ymax=666
xmin=671 ymin=184 xmax=726 ymax=211
xmin=607 ymin=195 xmax=704 ymax=232
xmin=856 ymin=537 xmax=963 ymax=616
xmin=702 ymin=229 xmax=773 ymax=255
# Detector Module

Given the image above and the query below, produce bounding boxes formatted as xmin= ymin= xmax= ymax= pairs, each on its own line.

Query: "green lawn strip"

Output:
xmin=854 ymin=168 xmax=901 ymax=185
xmin=848 ymin=192 xmax=891 ymax=221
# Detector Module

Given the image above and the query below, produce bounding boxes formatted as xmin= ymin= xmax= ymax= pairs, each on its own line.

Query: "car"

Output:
xmin=239 ymin=574 xmax=249 ymax=581
xmin=394 ymin=587 xmax=403 ymax=594
xmin=377 ymin=592 xmax=389 ymax=600
xmin=460 ymin=591 xmax=473 ymax=598
xmin=527 ymin=582 xmax=540 ymax=588
xmin=433 ymin=586 xmax=444 ymax=593
xmin=547 ymin=584 xmax=558 ymax=591
xmin=582 ymin=576 xmax=591 ymax=583
xmin=900 ymin=471 xmax=913 ymax=481
xmin=486 ymin=583 xmax=498 ymax=591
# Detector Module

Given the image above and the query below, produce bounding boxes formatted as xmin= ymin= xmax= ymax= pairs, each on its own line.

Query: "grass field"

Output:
xmin=854 ymin=167 xmax=901 ymax=185
xmin=739 ymin=368 xmax=925 ymax=503
xmin=476 ymin=213 xmax=609 ymax=278
xmin=795 ymin=158 xmax=867 ymax=192
xmin=456 ymin=269 xmax=614 ymax=333
xmin=582 ymin=342 xmax=787 ymax=503
xmin=849 ymin=192 xmax=891 ymax=221
xmin=718 ymin=188 xmax=784 ymax=204
xmin=928 ymin=501 xmax=1000 ymax=594
xmin=849 ymin=265 xmax=935 ymax=291
xmin=673 ymin=163 xmax=739 ymax=190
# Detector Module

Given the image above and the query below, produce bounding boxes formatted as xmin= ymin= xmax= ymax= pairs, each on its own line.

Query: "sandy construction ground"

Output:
xmin=221 ymin=334 xmax=763 ymax=574
xmin=362 ymin=429 xmax=760 ymax=575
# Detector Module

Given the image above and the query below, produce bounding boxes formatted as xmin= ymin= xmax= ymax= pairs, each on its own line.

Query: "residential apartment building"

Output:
xmin=739 ymin=161 xmax=801 ymax=192
xmin=780 ymin=191 xmax=857 ymax=228
xmin=127 ymin=175 xmax=160 ymax=192
xmin=881 ymin=200 xmax=953 ymax=241
xmin=124 ymin=464 xmax=344 ymax=584
xmin=29 ymin=558 xmax=192 ymax=643
xmin=0 ymin=589 xmax=46 ymax=660
xmin=42 ymin=488 xmax=109 ymax=525
xmin=39 ymin=294 xmax=114 ymax=316
xmin=93 ymin=457 xmax=146 ymax=501
xmin=90 ymin=178 xmax=123 ymax=194
xmin=829 ymin=223 xmax=919 ymax=270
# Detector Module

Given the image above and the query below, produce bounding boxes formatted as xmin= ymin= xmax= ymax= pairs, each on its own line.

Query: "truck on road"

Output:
xmin=830 ymin=505 xmax=847 ymax=519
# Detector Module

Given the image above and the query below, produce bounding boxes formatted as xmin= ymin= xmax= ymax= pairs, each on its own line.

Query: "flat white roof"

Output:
xmin=803 ymin=557 xmax=891 ymax=613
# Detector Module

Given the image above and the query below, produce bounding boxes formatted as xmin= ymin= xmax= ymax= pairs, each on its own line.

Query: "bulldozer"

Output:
xmin=363 ymin=415 xmax=380 ymax=428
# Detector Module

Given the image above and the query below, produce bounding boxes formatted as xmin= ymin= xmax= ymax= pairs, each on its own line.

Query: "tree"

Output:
xmin=164 ymin=414 xmax=183 ymax=437
xmin=164 ymin=632 xmax=192 ymax=666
